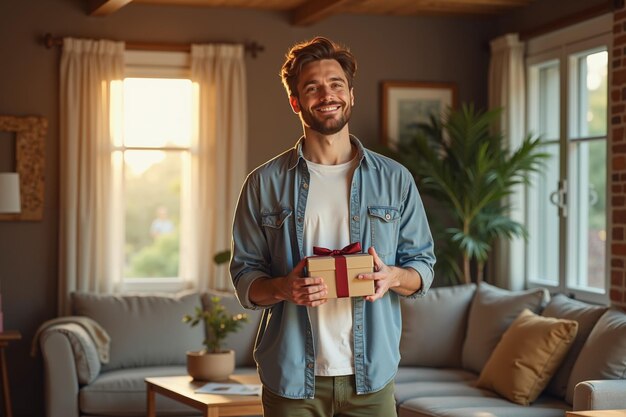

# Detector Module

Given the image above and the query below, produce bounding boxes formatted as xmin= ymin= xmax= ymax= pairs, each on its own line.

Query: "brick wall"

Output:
xmin=611 ymin=1 xmax=626 ymax=309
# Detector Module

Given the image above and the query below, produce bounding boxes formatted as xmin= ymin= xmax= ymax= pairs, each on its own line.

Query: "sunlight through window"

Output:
xmin=115 ymin=77 xmax=194 ymax=283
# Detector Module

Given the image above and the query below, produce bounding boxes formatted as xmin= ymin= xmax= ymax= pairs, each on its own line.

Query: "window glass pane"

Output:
xmin=527 ymin=143 xmax=559 ymax=285
xmin=124 ymin=150 xmax=182 ymax=278
xmin=537 ymin=63 xmax=560 ymax=140
xmin=575 ymin=50 xmax=608 ymax=138
xmin=123 ymin=78 xmax=193 ymax=148
xmin=527 ymin=59 xmax=560 ymax=286
xmin=567 ymin=139 xmax=606 ymax=291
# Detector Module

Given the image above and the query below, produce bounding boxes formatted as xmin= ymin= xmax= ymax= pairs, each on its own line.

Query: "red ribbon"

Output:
xmin=312 ymin=243 xmax=362 ymax=298
xmin=312 ymin=242 xmax=362 ymax=257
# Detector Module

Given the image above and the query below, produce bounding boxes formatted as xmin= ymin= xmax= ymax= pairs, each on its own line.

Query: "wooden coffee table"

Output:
xmin=146 ymin=374 xmax=263 ymax=417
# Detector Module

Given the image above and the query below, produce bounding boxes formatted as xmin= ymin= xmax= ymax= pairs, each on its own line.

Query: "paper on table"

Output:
xmin=195 ymin=382 xmax=262 ymax=396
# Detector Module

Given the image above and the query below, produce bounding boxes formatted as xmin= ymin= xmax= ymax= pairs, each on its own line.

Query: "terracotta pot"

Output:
xmin=186 ymin=349 xmax=235 ymax=381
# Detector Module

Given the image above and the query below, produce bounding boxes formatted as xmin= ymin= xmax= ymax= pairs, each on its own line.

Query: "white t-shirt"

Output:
xmin=303 ymin=156 xmax=358 ymax=376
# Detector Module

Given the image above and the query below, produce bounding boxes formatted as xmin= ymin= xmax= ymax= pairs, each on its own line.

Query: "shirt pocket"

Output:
xmin=367 ymin=206 xmax=400 ymax=258
xmin=261 ymin=208 xmax=293 ymax=263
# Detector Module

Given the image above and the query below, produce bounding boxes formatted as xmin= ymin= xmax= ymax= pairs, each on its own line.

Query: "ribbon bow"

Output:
xmin=313 ymin=242 xmax=362 ymax=257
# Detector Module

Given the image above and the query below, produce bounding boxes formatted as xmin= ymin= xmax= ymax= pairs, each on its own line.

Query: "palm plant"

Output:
xmin=388 ymin=104 xmax=549 ymax=284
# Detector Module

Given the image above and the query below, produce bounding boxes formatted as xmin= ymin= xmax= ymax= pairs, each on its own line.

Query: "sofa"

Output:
xmin=39 ymin=291 xmax=261 ymax=417
xmin=39 ymin=283 xmax=626 ymax=417
xmin=395 ymin=283 xmax=626 ymax=416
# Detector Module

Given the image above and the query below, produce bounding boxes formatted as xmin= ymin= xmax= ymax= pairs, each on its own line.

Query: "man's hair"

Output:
xmin=280 ymin=36 xmax=357 ymax=97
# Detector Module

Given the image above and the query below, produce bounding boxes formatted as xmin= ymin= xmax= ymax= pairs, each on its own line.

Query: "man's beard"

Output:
xmin=299 ymin=100 xmax=352 ymax=135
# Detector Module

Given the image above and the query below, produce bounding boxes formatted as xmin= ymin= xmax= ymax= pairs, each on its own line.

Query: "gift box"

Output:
xmin=306 ymin=253 xmax=374 ymax=298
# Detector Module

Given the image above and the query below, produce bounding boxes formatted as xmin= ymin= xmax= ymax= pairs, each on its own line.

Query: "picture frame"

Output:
xmin=0 ymin=115 xmax=47 ymax=221
xmin=381 ymin=81 xmax=457 ymax=146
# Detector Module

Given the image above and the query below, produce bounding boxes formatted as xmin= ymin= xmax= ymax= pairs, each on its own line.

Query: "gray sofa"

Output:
xmin=39 ymin=284 xmax=626 ymax=417
xmin=40 ymin=291 xmax=261 ymax=417
xmin=395 ymin=283 xmax=626 ymax=416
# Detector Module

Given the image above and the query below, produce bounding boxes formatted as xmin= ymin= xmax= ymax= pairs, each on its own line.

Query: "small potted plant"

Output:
xmin=183 ymin=296 xmax=248 ymax=381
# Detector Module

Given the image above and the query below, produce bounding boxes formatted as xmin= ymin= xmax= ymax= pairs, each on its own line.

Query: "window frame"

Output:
xmin=114 ymin=50 xmax=195 ymax=293
xmin=524 ymin=14 xmax=611 ymax=304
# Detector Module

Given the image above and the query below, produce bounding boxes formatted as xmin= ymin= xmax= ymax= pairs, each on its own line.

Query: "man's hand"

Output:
xmin=275 ymin=259 xmax=328 ymax=307
xmin=357 ymin=247 xmax=400 ymax=302
xmin=357 ymin=247 xmax=423 ymax=302
xmin=249 ymin=259 xmax=328 ymax=307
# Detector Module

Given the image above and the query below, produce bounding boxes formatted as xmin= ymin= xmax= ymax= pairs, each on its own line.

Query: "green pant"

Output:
xmin=261 ymin=375 xmax=397 ymax=417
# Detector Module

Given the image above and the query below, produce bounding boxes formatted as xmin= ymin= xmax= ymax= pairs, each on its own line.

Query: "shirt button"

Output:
xmin=298 ymin=217 xmax=303 ymax=223
xmin=385 ymin=213 xmax=391 ymax=220
xmin=357 ymin=325 xmax=362 ymax=330
xmin=303 ymin=182 xmax=309 ymax=189
xmin=307 ymin=363 xmax=314 ymax=369
xmin=352 ymin=215 xmax=359 ymax=221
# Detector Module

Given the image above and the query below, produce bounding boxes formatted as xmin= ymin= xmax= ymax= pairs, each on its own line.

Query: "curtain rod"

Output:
xmin=42 ymin=33 xmax=265 ymax=58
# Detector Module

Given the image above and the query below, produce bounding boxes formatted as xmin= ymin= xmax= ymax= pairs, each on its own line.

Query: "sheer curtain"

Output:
xmin=488 ymin=33 xmax=526 ymax=290
xmin=186 ymin=44 xmax=247 ymax=291
xmin=58 ymin=38 xmax=124 ymax=314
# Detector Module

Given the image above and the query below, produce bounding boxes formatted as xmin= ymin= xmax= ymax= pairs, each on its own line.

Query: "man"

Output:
xmin=230 ymin=37 xmax=435 ymax=417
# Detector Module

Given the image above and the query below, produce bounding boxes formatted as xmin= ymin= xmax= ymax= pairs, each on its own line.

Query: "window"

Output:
xmin=525 ymin=15 xmax=610 ymax=303
xmin=112 ymin=51 xmax=196 ymax=292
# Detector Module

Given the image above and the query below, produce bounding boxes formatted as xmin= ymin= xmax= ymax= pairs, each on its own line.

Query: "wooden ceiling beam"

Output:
xmin=88 ymin=0 xmax=135 ymax=16
xmin=291 ymin=0 xmax=353 ymax=26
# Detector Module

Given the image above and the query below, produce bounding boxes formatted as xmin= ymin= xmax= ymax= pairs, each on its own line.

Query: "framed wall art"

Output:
xmin=381 ymin=81 xmax=456 ymax=146
xmin=0 ymin=115 xmax=47 ymax=221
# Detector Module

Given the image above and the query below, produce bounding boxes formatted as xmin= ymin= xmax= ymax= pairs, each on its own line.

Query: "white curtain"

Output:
xmin=58 ymin=38 xmax=124 ymax=314
xmin=488 ymin=33 xmax=526 ymax=290
xmin=186 ymin=44 xmax=247 ymax=291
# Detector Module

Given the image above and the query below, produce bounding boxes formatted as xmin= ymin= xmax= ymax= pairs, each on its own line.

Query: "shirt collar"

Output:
xmin=287 ymin=135 xmax=372 ymax=171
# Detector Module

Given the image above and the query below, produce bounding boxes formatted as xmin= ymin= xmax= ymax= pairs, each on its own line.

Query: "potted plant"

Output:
xmin=183 ymin=296 xmax=248 ymax=381
xmin=385 ymin=104 xmax=549 ymax=285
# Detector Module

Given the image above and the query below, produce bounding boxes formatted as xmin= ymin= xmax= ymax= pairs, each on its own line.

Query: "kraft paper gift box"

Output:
xmin=306 ymin=253 xmax=375 ymax=298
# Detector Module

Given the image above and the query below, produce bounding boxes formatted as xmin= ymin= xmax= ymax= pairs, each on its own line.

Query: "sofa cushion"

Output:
xmin=541 ymin=293 xmax=607 ymax=399
xmin=400 ymin=284 xmax=475 ymax=368
xmin=395 ymin=367 xmax=477 ymax=384
xmin=72 ymin=292 xmax=204 ymax=371
xmin=80 ymin=366 xmax=195 ymax=416
xmin=201 ymin=291 xmax=261 ymax=367
xmin=395 ymin=380 xmax=496 ymax=405
xmin=398 ymin=395 xmax=569 ymax=417
xmin=566 ymin=308 xmax=626 ymax=404
xmin=476 ymin=309 xmax=578 ymax=405
xmin=80 ymin=365 xmax=258 ymax=416
xmin=462 ymin=282 xmax=547 ymax=373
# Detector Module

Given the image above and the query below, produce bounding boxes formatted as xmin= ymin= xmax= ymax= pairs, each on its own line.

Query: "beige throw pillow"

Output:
xmin=476 ymin=309 xmax=578 ymax=406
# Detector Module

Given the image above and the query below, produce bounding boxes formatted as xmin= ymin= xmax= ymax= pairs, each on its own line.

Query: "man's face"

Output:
xmin=290 ymin=59 xmax=354 ymax=135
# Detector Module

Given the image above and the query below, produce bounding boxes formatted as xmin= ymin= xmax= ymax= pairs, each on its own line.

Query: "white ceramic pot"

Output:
xmin=186 ymin=350 xmax=235 ymax=381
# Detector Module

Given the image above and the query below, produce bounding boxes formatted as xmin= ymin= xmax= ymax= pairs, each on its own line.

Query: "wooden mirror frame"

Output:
xmin=0 ymin=115 xmax=47 ymax=221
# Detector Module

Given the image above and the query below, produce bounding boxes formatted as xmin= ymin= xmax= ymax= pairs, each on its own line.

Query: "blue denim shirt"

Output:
xmin=230 ymin=135 xmax=435 ymax=399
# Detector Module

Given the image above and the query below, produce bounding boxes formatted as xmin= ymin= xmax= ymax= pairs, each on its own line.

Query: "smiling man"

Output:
xmin=230 ymin=37 xmax=436 ymax=417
